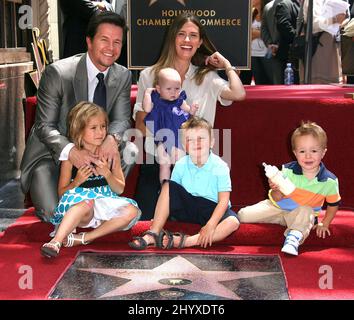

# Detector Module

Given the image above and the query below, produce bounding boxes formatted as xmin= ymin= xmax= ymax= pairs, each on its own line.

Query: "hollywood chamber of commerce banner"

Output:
xmin=127 ymin=0 xmax=251 ymax=70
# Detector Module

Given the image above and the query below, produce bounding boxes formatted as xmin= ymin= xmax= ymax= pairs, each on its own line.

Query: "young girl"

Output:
xmin=143 ymin=67 xmax=198 ymax=183
xmin=41 ymin=102 xmax=141 ymax=258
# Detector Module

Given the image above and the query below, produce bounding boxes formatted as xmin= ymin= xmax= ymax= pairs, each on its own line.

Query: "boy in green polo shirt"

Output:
xmin=129 ymin=117 xmax=240 ymax=249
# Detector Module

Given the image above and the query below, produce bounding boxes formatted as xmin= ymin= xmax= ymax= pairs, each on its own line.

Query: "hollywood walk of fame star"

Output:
xmin=149 ymin=0 xmax=186 ymax=7
xmin=79 ymin=255 xmax=279 ymax=299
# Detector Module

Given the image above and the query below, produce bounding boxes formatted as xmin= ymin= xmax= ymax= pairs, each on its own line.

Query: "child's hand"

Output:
xmin=268 ymin=179 xmax=284 ymax=201
xmin=190 ymin=103 xmax=199 ymax=115
xmin=73 ymin=165 xmax=93 ymax=186
xmin=268 ymin=179 xmax=280 ymax=191
xmin=94 ymin=157 xmax=111 ymax=178
xmin=197 ymin=224 xmax=216 ymax=248
xmin=313 ymin=223 xmax=331 ymax=239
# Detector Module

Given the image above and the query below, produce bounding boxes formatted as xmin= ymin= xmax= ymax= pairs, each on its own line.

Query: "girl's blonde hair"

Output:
xmin=68 ymin=101 xmax=108 ymax=149
xmin=291 ymin=120 xmax=327 ymax=150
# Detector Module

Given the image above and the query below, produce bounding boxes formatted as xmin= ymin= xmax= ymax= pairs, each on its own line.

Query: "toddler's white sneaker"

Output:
xmin=281 ymin=230 xmax=303 ymax=256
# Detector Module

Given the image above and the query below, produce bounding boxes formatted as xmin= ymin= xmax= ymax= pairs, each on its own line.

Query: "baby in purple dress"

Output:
xmin=143 ymin=67 xmax=198 ymax=183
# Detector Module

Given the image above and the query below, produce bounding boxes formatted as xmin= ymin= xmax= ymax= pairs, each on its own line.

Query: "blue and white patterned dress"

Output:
xmin=50 ymin=167 xmax=141 ymax=230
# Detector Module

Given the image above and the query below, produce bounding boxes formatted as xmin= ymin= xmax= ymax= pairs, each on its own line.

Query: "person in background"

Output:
xmin=261 ymin=0 xmax=284 ymax=84
xmin=59 ymin=0 xmax=113 ymax=58
xmin=240 ymin=0 xmax=273 ymax=85
xmin=275 ymin=0 xmax=301 ymax=84
xmin=300 ymin=0 xmax=348 ymax=84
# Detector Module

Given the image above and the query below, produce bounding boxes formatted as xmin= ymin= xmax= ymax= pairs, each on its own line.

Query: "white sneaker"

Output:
xmin=281 ymin=230 xmax=302 ymax=256
xmin=281 ymin=243 xmax=299 ymax=255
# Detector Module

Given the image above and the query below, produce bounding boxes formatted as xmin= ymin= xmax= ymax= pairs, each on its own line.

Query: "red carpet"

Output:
xmin=0 ymin=208 xmax=353 ymax=300
xmin=17 ymin=85 xmax=354 ymax=300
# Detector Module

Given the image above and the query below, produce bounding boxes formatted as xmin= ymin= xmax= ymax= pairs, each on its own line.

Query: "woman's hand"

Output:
xmin=145 ymin=87 xmax=155 ymax=95
xmin=205 ymin=51 xmax=231 ymax=69
xmin=333 ymin=13 xmax=347 ymax=25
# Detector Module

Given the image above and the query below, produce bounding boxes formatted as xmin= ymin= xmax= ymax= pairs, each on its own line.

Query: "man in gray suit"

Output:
xmin=20 ymin=12 xmax=138 ymax=222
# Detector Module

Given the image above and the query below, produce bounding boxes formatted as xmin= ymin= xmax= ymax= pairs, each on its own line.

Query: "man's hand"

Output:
xmin=69 ymin=147 xmax=98 ymax=169
xmin=97 ymin=135 xmax=119 ymax=168
xmin=94 ymin=157 xmax=112 ymax=178
xmin=94 ymin=1 xmax=108 ymax=11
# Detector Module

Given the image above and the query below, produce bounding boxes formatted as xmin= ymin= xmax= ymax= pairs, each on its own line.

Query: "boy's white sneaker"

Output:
xmin=281 ymin=230 xmax=303 ymax=256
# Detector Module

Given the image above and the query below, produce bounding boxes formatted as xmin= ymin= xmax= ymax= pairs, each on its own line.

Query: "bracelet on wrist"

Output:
xmin=225 ymin=66 xmax=237 ymax=74
xmin=109 ymin=133 xmax=122 ymax=145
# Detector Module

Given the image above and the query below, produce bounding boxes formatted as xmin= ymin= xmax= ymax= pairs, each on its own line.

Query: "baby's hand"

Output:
xmin=190 ymin=103 xmax=199 ymax=115
xmin=313 ymin=223 xmax=331 ymax=239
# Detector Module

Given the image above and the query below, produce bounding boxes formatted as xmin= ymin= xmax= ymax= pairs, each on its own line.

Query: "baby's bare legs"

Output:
xmin=157 ymin=143 xmax=172 ymax=183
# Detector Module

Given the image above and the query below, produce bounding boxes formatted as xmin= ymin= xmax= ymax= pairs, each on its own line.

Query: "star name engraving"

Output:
xmin=79 ymin=255 xmax=279 ymax=299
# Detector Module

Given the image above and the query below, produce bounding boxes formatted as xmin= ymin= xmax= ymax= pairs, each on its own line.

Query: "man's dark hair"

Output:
xmin=86 ymin=11 xmax=126 ymax=40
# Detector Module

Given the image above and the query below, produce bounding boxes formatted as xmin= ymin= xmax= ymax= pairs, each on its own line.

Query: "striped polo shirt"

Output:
xmin=275 ymin=161 xmax=340 ymax=214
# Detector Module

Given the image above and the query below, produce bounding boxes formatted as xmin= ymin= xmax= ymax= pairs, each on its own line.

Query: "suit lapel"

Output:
xmin=73 ymin=53 xmax=89 ymax=103
xmin=106 ymin=64 xmax=120 ymax=112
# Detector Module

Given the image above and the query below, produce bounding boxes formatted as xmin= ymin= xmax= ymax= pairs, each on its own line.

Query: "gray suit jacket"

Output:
xmin=20 ymin=53 xmax=132 ymax=192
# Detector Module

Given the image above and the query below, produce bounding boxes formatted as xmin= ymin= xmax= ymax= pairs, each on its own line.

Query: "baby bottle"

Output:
xmin=262 ymin=162 xmax=295 ymax=196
